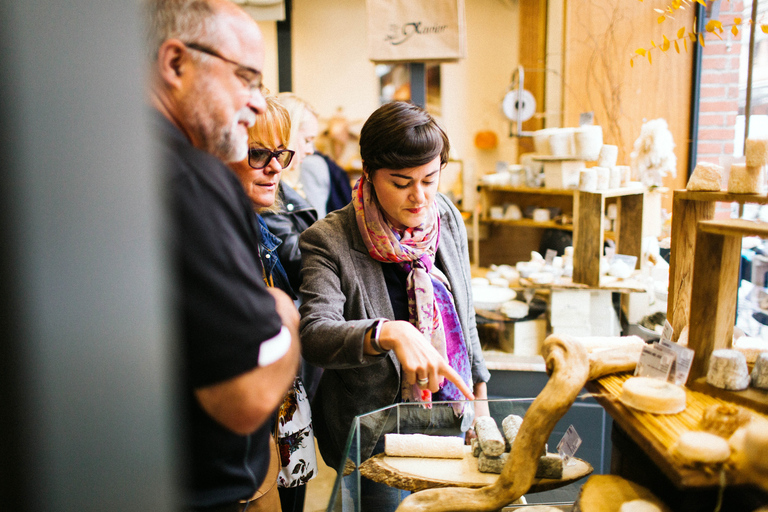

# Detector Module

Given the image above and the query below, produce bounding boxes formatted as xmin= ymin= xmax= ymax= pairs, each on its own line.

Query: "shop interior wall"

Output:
xmin=562 ymin=0 xmax=694 ymax=214
xmin=259 ymin=0 xmax=522 ymax=187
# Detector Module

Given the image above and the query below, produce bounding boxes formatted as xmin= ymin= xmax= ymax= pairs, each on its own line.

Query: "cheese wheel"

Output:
xmin=744 ymin=420 xmax=768 ymax=473
xmin=671 ymin=431 xmax=730 ymax=464
xmin=619 ymin=500 xmax=663 ymax=512
xmin=619 ymin=377 xmax=687 ymax=414
xmin=752 ymin=352 xmax=768 ymax=390
xmin=746 ymin=138 xmax=768 ymax=167
xmin=698 ymin=403 xmax=753 ymax=438
xmin=573 ymin=125 xmax=603 ymax=160
xmin=686 ymin=162 xmax=723 ymax=191
xmin=727 ymin=162 xmax=762 ymax=194
xmin=706 ymin=349 xmax=750 ymax=391
xmin=384 ymin=434 xmax=464 ymax=459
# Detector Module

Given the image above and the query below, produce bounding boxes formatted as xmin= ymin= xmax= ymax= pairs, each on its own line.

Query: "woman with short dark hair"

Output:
xmin=299 ymin=101 xmax=490 ymax=511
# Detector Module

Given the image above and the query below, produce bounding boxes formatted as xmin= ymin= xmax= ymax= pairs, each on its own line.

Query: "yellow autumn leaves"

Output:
xmin=631 ymin=0 xmax=768 ymax=67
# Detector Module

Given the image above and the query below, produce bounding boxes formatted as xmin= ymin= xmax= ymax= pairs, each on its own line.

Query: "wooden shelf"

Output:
xmin=478 ymin=184 xmax=575 ymax=196
xmin=586 ymin=373 xmax=768 ymax=490
xmin=481 ymin=218 xmax=574 ymax=231
xmin=687 ymin=377 xmax=768 ymax=415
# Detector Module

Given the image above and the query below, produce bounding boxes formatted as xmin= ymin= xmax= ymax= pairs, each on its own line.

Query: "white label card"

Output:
xmin=557 ymin=424 xmax=582 ymax=466
xmin=635 ymin=343 xmax=675 ymax=380
xmin=660 ymin=320 xmax=674 ymax=345
xmin=545 ymin=249 xmax=557 ymax=265
xmin=659 ymin=339 xmax=695 ymax=386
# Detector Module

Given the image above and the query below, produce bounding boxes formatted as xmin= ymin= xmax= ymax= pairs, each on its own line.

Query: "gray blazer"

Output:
xmin=298 ymin=193 xmax=490 ymax=470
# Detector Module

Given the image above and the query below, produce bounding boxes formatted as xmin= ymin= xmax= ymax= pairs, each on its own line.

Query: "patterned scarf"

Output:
xmin=352 ymin=177 xmax=472 ymax=410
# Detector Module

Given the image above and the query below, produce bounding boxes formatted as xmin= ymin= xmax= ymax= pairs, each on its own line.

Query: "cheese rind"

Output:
xmin=619 ymin=377 xmax=686 ymax=414
xmin=384 ymin=433 xmax=464 ymax=459
xmin=671 ymin=431 xmax=730 ymax=464
xmin=706 ymin=349 xmax=750 ymax=391
xmin=686 ymin=162 xmax=723 ymax=191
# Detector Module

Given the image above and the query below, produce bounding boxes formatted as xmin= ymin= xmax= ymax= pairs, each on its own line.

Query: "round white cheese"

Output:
xmin=672 ymin=431 xmax=730 ymax=464
xmin=619 ymin=376 xmax=686 ymax=415
xmin=706 ymin=349 xmax=750 ymax=391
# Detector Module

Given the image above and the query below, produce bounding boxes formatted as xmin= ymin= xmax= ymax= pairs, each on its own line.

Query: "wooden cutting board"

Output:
xmin=358 ymin=446 xmax=592 ymax=493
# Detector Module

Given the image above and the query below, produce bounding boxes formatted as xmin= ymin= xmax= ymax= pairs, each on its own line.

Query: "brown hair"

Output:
xmin=359 ymin=101 xmax=450 ymax=178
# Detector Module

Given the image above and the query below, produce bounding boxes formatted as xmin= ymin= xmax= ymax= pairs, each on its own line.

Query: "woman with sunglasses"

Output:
xmin=229 ymin=95 xmax=317 ymax=512
xmin=298 ymin=101 xmax=490 ymax=512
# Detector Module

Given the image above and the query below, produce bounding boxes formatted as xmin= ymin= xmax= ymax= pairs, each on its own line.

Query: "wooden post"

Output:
xmin=687 ymin=228 xmax=741 ymax=381
xmin=615 ymin=193 xmax=644 ymax=267
xmin=666 ymin=191 xmax=716 ymax=341
xmin=573 ymin=191 xmax=605 ymax=287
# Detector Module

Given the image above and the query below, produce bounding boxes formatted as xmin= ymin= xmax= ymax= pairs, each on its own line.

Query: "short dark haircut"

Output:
xmin=359 ymin=101 xmax=450 ymax=176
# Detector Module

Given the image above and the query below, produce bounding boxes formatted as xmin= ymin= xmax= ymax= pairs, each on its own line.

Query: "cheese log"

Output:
xmin=752 ymin=352 xmax=768 ymax=390
xmin=671 ymin=431 xmax=730 ymax=464
xmin=619 ymin=500 xmax=663 ymax=512
xmin=746 ymin=138 xmax=768 ymax=167
xmin=478 ymin=451 xmax=563 ymax=478
xmin=384 ymin=433 xmax=464 ymax=459
xmin=734 ymin=335 xmax=768 ymax=364
xmin=619 ymin=376 xmax=687 ymax=414
xmin=698 ymin=403 xmax=753 ymax=438
xmin=727 ymin=162 xmax=762 ymax=194
xmin=598 ymin=144 xmax=619 ymax=168
xmin=686 ymin=162 xmax=723 ymax=191
xmin=579 ymin=168 xmax=597 ymax=192
xmin=535 ymin=453 xmax=564 ymax=479
xmin=471 ymin=437 xmax=482 ymax=457
xmin=594 ymin=166 xmax=610 ymax=190
xmin=478 ymin=451 xmax=508 ymax=473
xmin=502 ymin=414 xmax=524 ymax=451
xmin=475 ymin=416 xmax=505 ymax=457
xmin=706 ymin=348 xmax=750 ymax=391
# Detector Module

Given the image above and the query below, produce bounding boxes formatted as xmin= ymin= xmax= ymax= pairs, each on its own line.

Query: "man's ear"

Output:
xmin=156 ymin=39 xmax=187 ymax=90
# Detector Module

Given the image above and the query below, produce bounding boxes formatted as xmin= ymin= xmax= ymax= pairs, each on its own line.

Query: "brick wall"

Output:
xmin=696 ymin=1 xmax=745 ymax=219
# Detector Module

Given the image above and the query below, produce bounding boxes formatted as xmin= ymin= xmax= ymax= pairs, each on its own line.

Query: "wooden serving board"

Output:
xmin=358 ymin=446 xmax=592 ymax=493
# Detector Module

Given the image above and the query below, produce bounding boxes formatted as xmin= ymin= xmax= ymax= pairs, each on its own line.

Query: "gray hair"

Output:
xmin=144 ymin=0 xmax=218 ymax=60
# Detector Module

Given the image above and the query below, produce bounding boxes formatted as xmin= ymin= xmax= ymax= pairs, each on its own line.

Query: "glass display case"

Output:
xmin=323 ymin=398 xmax=607 ymax=511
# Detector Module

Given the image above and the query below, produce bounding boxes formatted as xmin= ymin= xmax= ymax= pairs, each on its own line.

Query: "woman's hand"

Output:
xmin=376 ymin=320 xmax=475 ymax=400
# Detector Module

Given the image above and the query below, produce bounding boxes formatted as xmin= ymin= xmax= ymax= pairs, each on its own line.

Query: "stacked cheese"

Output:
xmin=728 ymin=137 xmax=768 ymax=193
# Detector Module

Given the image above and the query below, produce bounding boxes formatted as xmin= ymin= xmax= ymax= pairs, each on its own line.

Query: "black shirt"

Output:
xmin=156 ymin=112 xmax=282 ymax=507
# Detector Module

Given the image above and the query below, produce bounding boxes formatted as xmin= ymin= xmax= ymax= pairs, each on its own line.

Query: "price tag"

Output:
xmin=660 ymin=320 xmax=674 ymax=345
xmin=659 ymin=338 xmax=695 ymax=386
xmin=545 ymin=249 xmax=558 ymax=265
xmin=557 ymin=425 xmax=582 ymax=466
xmin=635 ymin=343 xmax=675 ymax=380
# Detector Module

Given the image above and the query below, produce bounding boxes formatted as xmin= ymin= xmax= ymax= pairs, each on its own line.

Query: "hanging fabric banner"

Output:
xmin=366 ymin=0 xmax=467 ymax=63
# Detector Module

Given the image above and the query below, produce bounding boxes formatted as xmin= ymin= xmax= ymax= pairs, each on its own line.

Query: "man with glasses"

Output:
xmin=145 ymin=0 xmax=300 ymax=510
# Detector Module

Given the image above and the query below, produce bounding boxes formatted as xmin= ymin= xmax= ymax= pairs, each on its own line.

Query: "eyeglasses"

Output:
xmin=183 ymin=42 xmax=264 ymax=95
xmin=248 ymin=147 xmax=295 ymax=169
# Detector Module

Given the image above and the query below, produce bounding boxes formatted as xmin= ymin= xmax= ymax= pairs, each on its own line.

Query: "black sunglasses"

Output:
xmin=248 ymin=147 xmax=295 ymax=169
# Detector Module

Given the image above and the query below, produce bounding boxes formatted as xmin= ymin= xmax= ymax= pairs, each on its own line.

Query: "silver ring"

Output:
xmin=417 ymin=378 xmax=429 ymax=386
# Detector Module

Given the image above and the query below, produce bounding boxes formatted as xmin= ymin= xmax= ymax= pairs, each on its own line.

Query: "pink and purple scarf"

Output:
xmin=353 ymin=177 xmax=472 ymax=410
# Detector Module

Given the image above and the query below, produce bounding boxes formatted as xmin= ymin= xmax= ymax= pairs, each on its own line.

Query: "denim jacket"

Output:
xmin=257 ymin=214 xmax=295 ymax=299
